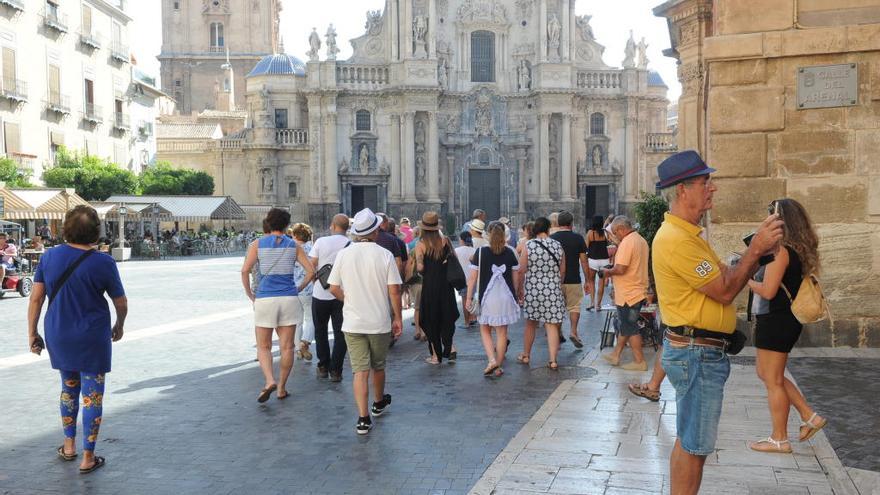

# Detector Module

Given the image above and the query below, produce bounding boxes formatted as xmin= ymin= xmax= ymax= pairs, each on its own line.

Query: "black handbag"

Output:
xmin=726 ymin=330 xmax=748 ymax=355
xmin=315 ymin=240 xmax=350 ymax=290
xmin=445 ymin=242 xmax=467 ymax=290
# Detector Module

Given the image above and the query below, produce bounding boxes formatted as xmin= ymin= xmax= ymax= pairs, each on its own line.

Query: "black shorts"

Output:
xmin=754 ymin=311 xmax=803 ymax=353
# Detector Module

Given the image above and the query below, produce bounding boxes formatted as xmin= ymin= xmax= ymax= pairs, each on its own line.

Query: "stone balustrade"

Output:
xmin=276 ymin=128 xmax=308 ymax=146
xmin=336 ymin=64 xmax=390 ymax=88
xmin=646 ymin=132 xmax=678 ymax=152
xmin=218 ymin=138 xmax=242 ymax=150
xmin=576 ymin=70 xmax=623 ymax=90
xmin=157 ymin=141 xmax=212 ymax=153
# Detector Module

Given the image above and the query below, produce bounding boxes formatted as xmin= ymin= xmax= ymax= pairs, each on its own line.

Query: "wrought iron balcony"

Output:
xmin=83 ymin=103 xmax=103 ymax=124
xmin=110 ymin=42 xmax=129 ymax=63
xmin=45 ymin=92 xmax=71 ymax=114
xmin=0 ymin=78 xmax=27 ymax=103
xmin=0 ymin=0 xmax=25 ymax=13
xmin=79 ymin=29 xmax=102 ymax=49
xmin=43 ymin=9 xmax=69 ymax=33
xmin=113 ymin=112 xmax=130 ymax=131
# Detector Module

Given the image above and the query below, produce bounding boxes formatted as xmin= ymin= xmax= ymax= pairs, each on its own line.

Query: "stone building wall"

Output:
xmin=655 ymin=0 xmax=880 ymax=346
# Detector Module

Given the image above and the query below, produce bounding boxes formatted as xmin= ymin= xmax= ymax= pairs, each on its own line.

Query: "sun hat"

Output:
xmin=498 ymin=216 xmax=510 ymax=225
xmin=419 ymin=211 xmax=442 ymax=231
xmin=470 ymin=219 xmax=486 ymax=234
xmin=352 ymin=208 xmax=381 ymax=236
xmin=656 ymin=150 xmax=716 ymax=189
xmin=400 ymin=217 xmax=410 ymax=225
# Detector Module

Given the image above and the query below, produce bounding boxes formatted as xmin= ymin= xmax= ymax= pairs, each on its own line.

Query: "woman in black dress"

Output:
xmin=748 ymin=198 xmax=826 ymax=453
xmin=413 ymin=211 xmax=460 ymax=364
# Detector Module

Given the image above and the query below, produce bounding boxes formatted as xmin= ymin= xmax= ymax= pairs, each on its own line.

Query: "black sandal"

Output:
xmin=79 ymin=456 xmax=105 ymax=474
xmin=57 ymin=446 xmax=77 ymax=461
xmin=257 ymin=384 xmax=277 ymax=403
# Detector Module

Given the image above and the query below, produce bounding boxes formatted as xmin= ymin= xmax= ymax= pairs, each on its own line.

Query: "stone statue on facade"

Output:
xmin=261 ymin=168 xmax=274 ymax=193
xmin=549 ymin=120 xmax=558 ymax=154
xmin=592 ymin=145 xmax=602 ymax=168
xmin=359 ymin=144 xmax=370 ymax=173
xmin=547 ymin=14 xmax=561 ymax=61
xmin=413 ymin=15 xmax=428 ymax=58
xmin=445 ymin=113 xmax=460 ymax=133
xmin=307 ymin=28 xmax=321 ymax=61
xmin=475 ymin=93 xmax=492 ymax=136
xmin=415 ymin=120 xmax=426 ymax=152
xmin=326 ymin=24 xmax=340 ymax=61
xmin=623 ymin=30 xmax=636 ymax=68
xmin=365 ymin=10 xmax=383 ymax=36
xmin=638 ymin=37 xmax=649 ymax=69
xmin=438 ymin=58 xmax=448 ymax=89
xmin=416 ymin=156 xmax=426 ymax=187
xmin=576 ymin=14 xmax=595 ymax=41
xmin=517 ymin=60 xmax=531 ymax=92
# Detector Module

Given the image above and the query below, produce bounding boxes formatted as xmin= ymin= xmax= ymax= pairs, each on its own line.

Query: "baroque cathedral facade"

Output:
xmin=159 ymin=0 xmax=670 ymax=228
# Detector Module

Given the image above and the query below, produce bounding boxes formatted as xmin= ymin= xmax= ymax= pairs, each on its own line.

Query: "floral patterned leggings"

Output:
xmin=59 ymin=371 xmax=104 ymax=451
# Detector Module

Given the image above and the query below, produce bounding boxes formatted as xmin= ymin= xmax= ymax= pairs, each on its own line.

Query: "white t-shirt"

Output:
xmin=327 ymin=241 xmax=402 ymax=334
xmin=472 ymin=237 xmax=488 ymax=250
xmin=308 ymin=233 xmax=351 ymax=301
xmin=455 ymin=245 xmax=476 ymax=275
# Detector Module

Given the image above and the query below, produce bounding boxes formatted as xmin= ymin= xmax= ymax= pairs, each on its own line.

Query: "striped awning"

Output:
xmin=0 ymin=187 xmax=90 ymax=220
xmin=89 ymin=202 xmax=174 ymax=220
xmin=104 ymin=195 xmax=247 ymax=222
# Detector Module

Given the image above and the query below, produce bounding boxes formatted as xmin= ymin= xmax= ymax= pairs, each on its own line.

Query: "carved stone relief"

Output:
xmin=260 ymin=168 xmax=274 ymax=193
xmin=576 ymin=15 xmax=595 ymax=41
xmin=515 ymin=0 xmax=534 ymax=20
xmin=457 ymin=0 xmax=508 ymax=25
xmin=547 ymin=14 xmax=561 ymax=62
xmin=475 ymin=92 xmax=493 ymax=136
xmin=365 ymin=10 xmax=382 ymax=36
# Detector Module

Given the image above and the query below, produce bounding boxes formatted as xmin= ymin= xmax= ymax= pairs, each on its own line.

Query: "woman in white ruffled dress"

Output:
xmin=466 ymin=222 xmax=521 ymax=377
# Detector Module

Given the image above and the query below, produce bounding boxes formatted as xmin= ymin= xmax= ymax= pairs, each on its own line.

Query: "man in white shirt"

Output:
xmin=455 ymin=231 xmax=476 ymax=328
xmin=309 ymin=214 xmax=351 ymax=383
xmin=328 ymin=208 xmax=403 ymax=435
xmin=470 ymin=219 xmax=488 ymax=250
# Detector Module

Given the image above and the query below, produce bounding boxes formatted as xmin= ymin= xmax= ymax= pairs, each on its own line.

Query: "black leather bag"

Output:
xmin=726 ymin=329 xmax=747 ymax=355
xmin=445 ymin=243 xmax=467 ymax=291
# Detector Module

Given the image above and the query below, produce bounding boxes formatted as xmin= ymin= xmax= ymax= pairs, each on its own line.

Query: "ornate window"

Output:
xmin=210 ymin=22 xmax=224 ymax=48
xmin=274 ymin=109 xmax=288 ymax=129
xmin=590 ymin=112 xmax=605 ymax=136
xmin=470 ymin=31 xmax=495 ymax=83
xmin=356 ymin=110 xmax=371 ymax=131
xmin=288 ymin=182 xmax=297 ymax=199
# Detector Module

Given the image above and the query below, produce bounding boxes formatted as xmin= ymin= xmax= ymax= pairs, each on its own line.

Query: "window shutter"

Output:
xmin=4 ymin=121 xmax=20 ymax=154
xmin=82 ymin=6 xmax=92 ymax=34
xmin=2 ymin=48 xmax=15 ymax=90
xmin=48 ymin=65 xmax=61 ymax=102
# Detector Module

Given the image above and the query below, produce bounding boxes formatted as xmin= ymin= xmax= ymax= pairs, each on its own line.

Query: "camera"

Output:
xmin=597 ymin=264 xmax=614 ymax=278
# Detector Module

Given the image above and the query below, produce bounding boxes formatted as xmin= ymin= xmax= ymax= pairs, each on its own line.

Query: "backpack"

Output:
xmin=781 ymin=274 xmax=830 ymax=324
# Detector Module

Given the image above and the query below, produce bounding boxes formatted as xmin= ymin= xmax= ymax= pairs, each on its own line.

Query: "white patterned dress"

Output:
xmin=523 ymin=237 xmax=566 ymax=323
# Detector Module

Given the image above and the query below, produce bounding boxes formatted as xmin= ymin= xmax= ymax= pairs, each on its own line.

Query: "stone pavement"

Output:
xmin=471 ymin=344 xmax=878 ymax=495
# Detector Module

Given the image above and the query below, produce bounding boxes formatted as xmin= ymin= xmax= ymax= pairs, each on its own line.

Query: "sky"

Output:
xmin=129 ymin=0 xmax=681 ymax=101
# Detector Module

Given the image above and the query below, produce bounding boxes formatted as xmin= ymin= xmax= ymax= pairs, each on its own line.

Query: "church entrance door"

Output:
xmin=351 ymin=185 xmax=379 ymax=214
xmin=468 ymin=169 xmax=501 ymax=221
xmin=584 ymin=185 xmax=610 ymax=220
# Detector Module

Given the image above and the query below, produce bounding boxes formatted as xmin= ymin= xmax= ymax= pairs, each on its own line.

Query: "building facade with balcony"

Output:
xmin=0 ymin=0 xmax=134 ymax=181
xmin=128 ymin=67 xmax=173 ymax=174
xmin=161 ymin=0 xmax=672 ymax=228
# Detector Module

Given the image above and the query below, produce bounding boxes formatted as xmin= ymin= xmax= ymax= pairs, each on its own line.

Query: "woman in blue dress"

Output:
xmin=27 ymin=205 xmax=128 ymax=474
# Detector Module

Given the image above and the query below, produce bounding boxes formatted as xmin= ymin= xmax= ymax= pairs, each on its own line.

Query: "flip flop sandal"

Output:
xmin=483 ymin=363 xmax=499 ymax=376
xmin=494 ymin=367 xmax=504 ymax=377
xmin=257 ymin=384 xmax=277 ymax=403
xmin=547 ymin=361 xmax=559 ymax=371
xmin=57 ymin=446 xmax=77 ymax=461
xmin=277 ymin=390 xmax=290 ymax=400
xmin=424 ymin=358 xmax=440 ymax=365
xmin=79 ymin=456 xmax=106 ymax=474
xmin=569 ymin=335 xmax=584 ymax=349
xmin=749 ymin=437 xmax=792 ymax=453
xmin=799 ymin=413 xmax=828 ymax=442
xmin=516 ymin=354 xmax=530 ymax=364
xmin=628 ymin=383 xmax=661 ymax=402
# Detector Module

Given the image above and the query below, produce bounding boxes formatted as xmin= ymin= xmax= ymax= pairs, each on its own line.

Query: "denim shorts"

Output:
xmin=616 ymin=300 xmax=645 ymax=337
xmin=661 ymin=337 xmax=731 ymax=456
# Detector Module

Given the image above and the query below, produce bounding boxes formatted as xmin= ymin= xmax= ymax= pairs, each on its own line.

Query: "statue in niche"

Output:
xmin=339 ymin=157 xmax=349 ymax=173
xmin=517 ymin=60 xmax=531 ymax=92
xmin=475 ymin=93 xmax=492 ymax=136
xmin=547 ymin=14 xmax=561 ymax=60
xmin=549 ymin=120 xmax=558 ymax=154
xmin=415 ymin=120 xmax=426 ymax=152
xmin=413 ymin=15 xmax=428 ymax=58
xmin=549 ymin=157 xmax=558 ymax=195
xmin=416 ymin=156 xmax=426 ymax=187
xmin=576 ymin=14 xmax=594 ymax=41
xmin=326 ymin=24 xmax=340 ymax=60
xmin=260 ymin=168 xmax=274 ymax=193
xmin=623 ymin=30 xmax=636 ymax=68
xmin=638 ymin=37 xmax=649 ymax=69
xmin=592 ymin=145 xmax=602 ymax=168
xmin=438 ymin=58 xmax=448 ymax=89
xmin=307 ymin=28 xmax=321 ymax=61
xmin=359 ymin=144 xmax=370 ymax=173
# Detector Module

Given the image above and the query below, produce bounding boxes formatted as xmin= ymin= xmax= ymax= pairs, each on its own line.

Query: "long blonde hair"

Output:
xmin=420 ymin=229 xmax=446 ymax=260
xmin=487 ymin=221 xmax=507 ymax=255
xmin=775 ymin=198 xmax=820 ymax=275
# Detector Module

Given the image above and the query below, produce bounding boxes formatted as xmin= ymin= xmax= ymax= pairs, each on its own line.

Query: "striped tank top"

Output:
xmin=255 ymin=234 xmax=299 ymax=298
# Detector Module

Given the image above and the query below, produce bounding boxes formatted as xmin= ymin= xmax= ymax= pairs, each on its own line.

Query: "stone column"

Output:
xmin=324 ymin=112 xmax=339 ymax=203
xmin=561 ymin=0 xmax=570 ymax=61
xmin=561 ymin=114 xmax=573 ymax=200
xmin=428 ymin=0 xmax=436 ymax=59
xmin=447 ymin=153 xmax=456 ymax=212
xmin=390 ymin=114 xmax=401 ymax=200
xmin=403 ymin=111 xmax=416 ymax=200
xmin=307 ymin=95 xmax=323 ymax=202
xmin=539 ymin=1 xmax=547 ymax=63
xmin=539 ymin=113 xmax=550 ymax=200
xmin=403 ymin=0 xmax=413 ymax=58
xmin=623 ymin=101 xmax=638 ymax=203
xmin=390 ymin=0 xmax=399 ymax=60
xmin=427 ymin=112 xmax=440 ymax=202
xmin=517 ymin=151 xmax=526 ymax=214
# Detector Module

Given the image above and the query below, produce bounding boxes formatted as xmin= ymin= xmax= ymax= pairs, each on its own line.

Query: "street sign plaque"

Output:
xmin=797 ymin=64 xmax=858 ymax=110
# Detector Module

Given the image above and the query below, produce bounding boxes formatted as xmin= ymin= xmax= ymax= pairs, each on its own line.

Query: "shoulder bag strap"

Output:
xmin=475 ymin=247 xmax=482 ymax=301
xmin=48 ymin=248 xmax=95 ymax=307
xmin=534 ymin=239 xmax=560 ymax=265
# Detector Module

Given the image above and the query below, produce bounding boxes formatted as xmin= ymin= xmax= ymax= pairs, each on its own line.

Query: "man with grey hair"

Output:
xmin=599 ymin=216 xmax=650 ymax=370
xmin=461 ymin=209 xmax=486 ymax=235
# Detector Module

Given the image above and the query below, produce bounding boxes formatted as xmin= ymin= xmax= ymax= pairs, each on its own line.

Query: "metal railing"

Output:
xmin=275 ymin=128 xmax=308 ymax=146
xmin=83 ymin=103 xmax=103 ymax=123
xmin=576 ymin=70 xmax=623 ymax=90
xmin=110 ymin=42 xmax=129 ymax=62
xmin=0 ymin=0 xmax=25 ymax=12
xmin=0 ymin=78 xmax=27 ymax=102
xmin=45 ymin=92 xmax=71 ymax=114
xmin=79 ymin=29 xmax=102 ymax=49
xmin=209 ymin=45 xmax=225 ymax=53
xmin=646 ymin=133 xmax=678 ymax=152
xmin=43 ymin=9 xmax=69 ymax=33
xmin=336 ymin=64 xmax=390 ymax=88
xmin=113 ymin=112 xmax=130 ymax=131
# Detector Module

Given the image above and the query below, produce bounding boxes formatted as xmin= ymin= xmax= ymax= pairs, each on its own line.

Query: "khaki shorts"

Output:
xmin=344 ymin=332 xmax=392 ymax=373
xmin=562 ymin=284 xmax=585 ymax=313
xmin=254 ymin=296 xmax=303 ymax=328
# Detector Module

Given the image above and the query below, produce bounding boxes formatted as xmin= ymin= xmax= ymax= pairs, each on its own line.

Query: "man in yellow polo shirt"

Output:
xmin=653 ymin=150 xmax=783 ymax=495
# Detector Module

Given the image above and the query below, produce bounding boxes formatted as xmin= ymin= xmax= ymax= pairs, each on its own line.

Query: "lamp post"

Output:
xmin=152 ymin=204 xmax=160 ymax=240
xmin=118 ymin=205 xmax=127 ymax=249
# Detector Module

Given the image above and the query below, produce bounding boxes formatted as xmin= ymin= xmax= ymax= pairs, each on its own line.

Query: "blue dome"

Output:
xmin=247 ymin=54 xmax=306 ymax=77
xmin=648 ymin=70 xmax=667 ymax=87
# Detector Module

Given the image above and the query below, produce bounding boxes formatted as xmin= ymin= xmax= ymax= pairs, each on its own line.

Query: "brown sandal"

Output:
xmin=628 ymin=383 xmax=661 ymax=402
xmin=516 ymin=353 xmax=530 ymax=364
xmin=547 ymin=361 xmax=559 ymax=370
xmin=257 ymin=384 xmax=277 ymax=403
xmin=749 ymin=437 xmax=792 ymax=453
xmin=799 ymin=413 xmax=827 ymax=442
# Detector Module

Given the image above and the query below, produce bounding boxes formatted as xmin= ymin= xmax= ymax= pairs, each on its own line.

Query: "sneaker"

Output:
xmin=316 ymin=366 xmax=329 ymax=379
xmin=621 ymin=360 xmax=649 ymax=371
xmin=371 ymin=394 xmax=392 ymax=416
xmin=330 ymin=371 xmax=342 ymax=382
xmin=356 ymin=416 xmax=372 ymax=435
